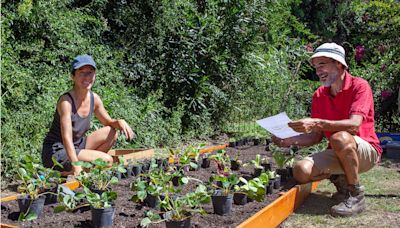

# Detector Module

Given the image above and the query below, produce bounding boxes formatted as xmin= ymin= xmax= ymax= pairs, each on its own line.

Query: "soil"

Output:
xmin=1 ymin=144 xmax=297 ymax=228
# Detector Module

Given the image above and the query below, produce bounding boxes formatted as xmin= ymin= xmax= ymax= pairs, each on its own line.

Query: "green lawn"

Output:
xmin=282 ymin=158 xmax=400 ymax=227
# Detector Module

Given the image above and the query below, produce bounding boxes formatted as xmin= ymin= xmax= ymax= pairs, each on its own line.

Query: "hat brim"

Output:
xmin=309 ymin=52 xmax=348 ymax=69
xmin=73 ymin=63 xmax=96 ymax=70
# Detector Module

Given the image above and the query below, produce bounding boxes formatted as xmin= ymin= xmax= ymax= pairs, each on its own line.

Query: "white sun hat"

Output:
xmin=310 ymin=43 xmax=348 ymax=69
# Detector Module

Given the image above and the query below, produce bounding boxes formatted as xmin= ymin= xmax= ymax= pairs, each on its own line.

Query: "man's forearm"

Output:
xmin=314 ymin=118 xmax=360 ymax=135
xmin=283 ymin=132 xmax=322 ymax=147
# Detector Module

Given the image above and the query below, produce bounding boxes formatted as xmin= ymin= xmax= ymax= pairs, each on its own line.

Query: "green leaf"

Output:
xmin=141 ymin=217 xmax=152 ymax=228
xmin=54 ymin=205 xmax=66 ymax=213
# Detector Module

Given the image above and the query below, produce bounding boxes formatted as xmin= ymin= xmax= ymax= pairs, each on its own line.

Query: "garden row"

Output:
xmin=1 ymin=143 xmax=299 ymax=228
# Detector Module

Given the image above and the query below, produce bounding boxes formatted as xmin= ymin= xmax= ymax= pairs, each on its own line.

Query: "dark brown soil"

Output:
xmin=1 ymin=144 xmax=296 ymax=227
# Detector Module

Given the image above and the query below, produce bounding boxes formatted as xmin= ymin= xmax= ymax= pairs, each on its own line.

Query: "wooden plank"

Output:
xmin=199 ymin=144 xmax=228 ymax=154
xmin=237 ymin=181 xmax=319 ymax=228
xmin=107 ymin=148 xmax=155 ymax=165
xmin=1 ymin=223 xmax=19 ymax=228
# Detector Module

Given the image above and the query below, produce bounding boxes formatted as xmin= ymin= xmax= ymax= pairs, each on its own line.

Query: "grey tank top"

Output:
xmin=44 ymin=92 xmax=94 ymax=144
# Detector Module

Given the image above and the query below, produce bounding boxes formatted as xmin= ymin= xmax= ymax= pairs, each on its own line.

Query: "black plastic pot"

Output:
xmin=201 ymin=157 xmax=210 ymax=168
xmin=230 ymin=160 xmax=241 ymax=171
xmin=231 ymin=160 xmax=240 ymax=170
xmin=212 ymin=190 xmax=233 ymax=215
xmin=265 ymin=180 xmax=274 ymax=194
xmin=17 ymin=195 xmax=46 ymax=218
xmin=144 ymin=194 xmax=160 ymax=208
xmin=132 ymin=164 xmax=142 ymax=176
xmin=272 ymin=176 xmax=281 ymax=189
xmin=121 ymin=164 xmax=133 ymax=178
xmin=165 ymin=216 xmax=191 ymax=228
xmin=141 ymin=160 xmax=151 ymax=173
xmin=156 ymin=158 xmax=168 ymax=169
xmin=277 ymin=168 xmax=289 ymax=182
xmin=44 ymin=185 xmax=58 ymax=205
xmin=228 ymin=141 xmax=236 ymax=148
xmin=172 ymin=176 xmax=180 ymax=186
xmin=233 ymin=192 xmax=247 ymax=205
xmin=261 ymin=163 xmax=271 ymax=171
xmin=91 ymin=206 xmax=115 ymax=228
xmin=253 ymin=167 xmax=264 ymax=177
xmin=253 ymin=138 xmax=260 ymax=145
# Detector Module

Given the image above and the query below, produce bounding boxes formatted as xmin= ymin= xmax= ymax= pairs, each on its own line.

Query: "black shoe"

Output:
xmin=331 ymin=185 xmax=366 ymax=217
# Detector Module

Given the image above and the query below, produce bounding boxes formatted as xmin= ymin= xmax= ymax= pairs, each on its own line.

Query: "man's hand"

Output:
xmin=288 ymin=118 xmax=320 ymax=133
xmin=271 ymin=135 xmax=292 ymax=148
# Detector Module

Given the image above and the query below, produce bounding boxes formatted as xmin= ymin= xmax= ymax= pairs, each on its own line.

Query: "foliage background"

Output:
xmin=1 ymin=0 xmax=399 ymax=185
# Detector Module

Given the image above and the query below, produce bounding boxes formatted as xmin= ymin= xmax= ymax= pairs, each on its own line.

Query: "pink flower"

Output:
xmin=381 ymin=90 xmax=392 ymax=99
xmin=355 ymin=45 xmax=365 ymax=63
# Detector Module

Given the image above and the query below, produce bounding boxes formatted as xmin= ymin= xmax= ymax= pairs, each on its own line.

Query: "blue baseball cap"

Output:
xmin=71 ymin=55 xmax=96 ymax=73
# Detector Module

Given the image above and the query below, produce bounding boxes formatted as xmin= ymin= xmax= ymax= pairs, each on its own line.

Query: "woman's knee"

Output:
xmin=293 ymin=160 xmax=313 ymax=184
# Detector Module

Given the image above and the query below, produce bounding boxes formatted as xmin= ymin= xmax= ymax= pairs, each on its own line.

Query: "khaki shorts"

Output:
xmin=304 ymin=136 xmax=379 ymax=175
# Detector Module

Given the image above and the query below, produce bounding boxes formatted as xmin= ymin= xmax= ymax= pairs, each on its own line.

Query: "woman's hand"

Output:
xmin=117 ymin=119 xmax=136 ymax=140
xmin=72 ymin=165 xmax=83 ymax=176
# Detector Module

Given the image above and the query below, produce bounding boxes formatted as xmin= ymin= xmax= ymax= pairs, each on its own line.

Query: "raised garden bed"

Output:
xmin=1 ymin=144 xmax=317 ymax=227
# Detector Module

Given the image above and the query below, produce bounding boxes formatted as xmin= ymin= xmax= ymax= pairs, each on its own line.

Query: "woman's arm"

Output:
xmin=92 ymin=93 xmax=135 ymax=140
xmin=58 ymin=96 xmax=82 ymax=175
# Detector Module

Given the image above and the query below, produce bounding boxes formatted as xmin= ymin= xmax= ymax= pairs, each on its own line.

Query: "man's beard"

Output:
xmin=321 ymin=71 xmax=339 ymax=87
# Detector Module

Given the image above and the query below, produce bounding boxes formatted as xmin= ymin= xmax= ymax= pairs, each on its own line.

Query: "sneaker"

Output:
xmin=331 ymin=185 xmax=366 ymax=217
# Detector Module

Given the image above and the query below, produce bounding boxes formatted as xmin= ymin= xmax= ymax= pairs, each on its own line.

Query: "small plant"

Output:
xmin=209 ymin=173 xmax=240 ymax=196
xmin=209 ymin=150 xmax=231 ymax=175
xmin=141 ymin=184 xmax=210 ymax=227
xmin=16 ymin=155 xmax=63 ymax=221
xmin=55 ymin=158 xmax=124 ymax=211
xmin=234 ymin=173 xmax=269 ymax=202
xmin=73 ymin=158 xmax=126 ymax=191
xmin=249 ymin=154 xmax=263 ymax=169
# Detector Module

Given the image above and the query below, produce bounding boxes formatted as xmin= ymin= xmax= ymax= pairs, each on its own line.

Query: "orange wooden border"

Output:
xmin=237 ymin=181 xmax=319 ymax=228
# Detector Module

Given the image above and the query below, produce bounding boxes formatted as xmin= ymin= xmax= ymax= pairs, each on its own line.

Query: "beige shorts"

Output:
xmin=304 ymin=136 xmax=379 ymax=175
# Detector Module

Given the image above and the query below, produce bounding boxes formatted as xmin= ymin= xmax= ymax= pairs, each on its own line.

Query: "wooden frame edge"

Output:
xmin=237 ymin=181 xmax=319 ymax=228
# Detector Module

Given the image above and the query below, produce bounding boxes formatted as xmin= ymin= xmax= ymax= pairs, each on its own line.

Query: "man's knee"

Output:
xmin=330 ymin=131 xmax=357 ymax=157
xmin=293 ymin=160 xmax=313 ymax=184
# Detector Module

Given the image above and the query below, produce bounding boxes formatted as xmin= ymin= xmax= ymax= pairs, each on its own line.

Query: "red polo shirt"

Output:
xmin=311 ymin=71 xmax=382 ymax=155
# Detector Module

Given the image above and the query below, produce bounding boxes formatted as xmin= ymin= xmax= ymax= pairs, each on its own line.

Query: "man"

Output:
xmin=273 ymin=43 xmax=382 ymax=217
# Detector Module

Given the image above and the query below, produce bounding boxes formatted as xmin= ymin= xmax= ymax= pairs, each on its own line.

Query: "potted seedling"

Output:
xmin=209 ymin=173 xmax=240 ymax=215
xmin=249 ymin=154 xmax=264 ymax=177
xmin=131 ymin=167 xmax=178 ymax=208
xmin=230 ymin=151 xmax=242 ymax=171
xmin=141 ymin=184 xmax=210 ymax=228
xmin=228 ymin=137 xmax=236 ymax=148
xmin=233 ymin=173 xmax=269 ymax=205
xmin=55 ymin=158 xmax=124 ymax=228
xmin=16 ymin=155 xmax=63 ymax=221
xmin=209 ymin=150 xmax=231 ymax=176
xmin=266 ymin=170 xmax=280 ymax=191
xmin=201 ymin=153 xmax=211 ymax=168
xmin=261 ymin=156 xmax=271 ymax=171
xmin=141 ymin=183 xmax=210 ymax=228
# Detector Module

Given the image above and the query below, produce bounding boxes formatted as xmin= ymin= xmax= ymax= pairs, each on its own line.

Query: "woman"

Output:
xmin=42 ymin=55 xmax=135 ymax=176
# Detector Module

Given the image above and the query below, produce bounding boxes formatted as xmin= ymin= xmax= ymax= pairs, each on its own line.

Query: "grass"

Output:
xmin=282 ymin=158 xmax=400 ymax=227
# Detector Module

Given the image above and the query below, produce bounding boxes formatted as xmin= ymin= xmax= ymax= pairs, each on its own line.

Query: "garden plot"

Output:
xmin=1 ymin=144 xmax=298 ymax=227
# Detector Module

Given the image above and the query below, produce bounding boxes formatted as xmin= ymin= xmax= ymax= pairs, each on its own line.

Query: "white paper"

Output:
xmin=256 ymin=112 xmax=301 ymax=139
